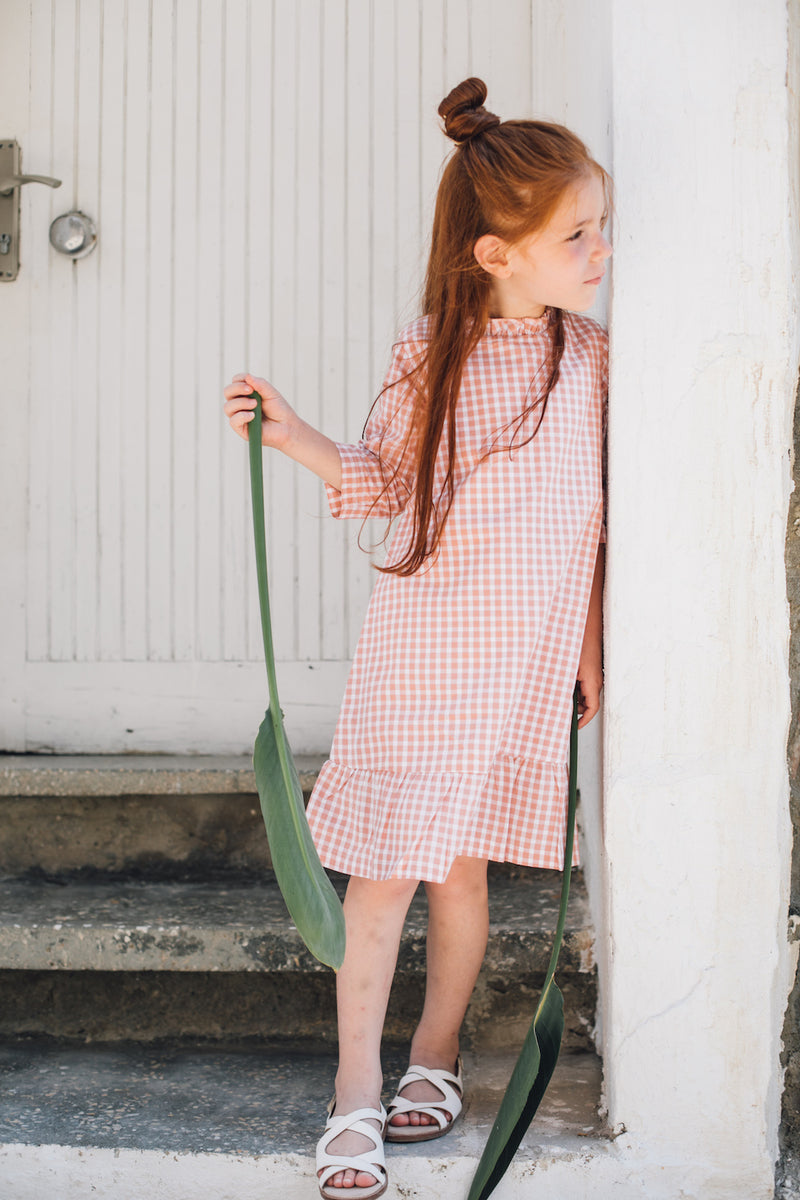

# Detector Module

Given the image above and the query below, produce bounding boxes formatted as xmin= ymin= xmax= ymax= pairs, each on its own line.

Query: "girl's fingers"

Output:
xmin=223 ymin=395 xmax=258 ymax=416
xmin=242 ymin=373 xmax=269 ymax=393
xmin=223 ymin=382 xmax=257 ymax=403
xmin=576 ymin=693 xmax=599 ymax=728
xmin=575 ymin=675 xmax=601 ymax=727
xmin=229 ymin=410 xmax=255 ymax=441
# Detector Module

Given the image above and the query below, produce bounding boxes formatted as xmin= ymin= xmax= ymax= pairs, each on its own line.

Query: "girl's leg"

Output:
xmin=323 ymin=873 xmax=419 ymax=1191
xmin=390 ymin=855 xmax=489 ymax=1129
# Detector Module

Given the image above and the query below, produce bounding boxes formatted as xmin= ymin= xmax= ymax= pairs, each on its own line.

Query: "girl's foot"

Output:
xmin=385 ymin=1057 xmax=463 ymax=1142
xmin=316 ymin=1102 xmax=387 ymax=1198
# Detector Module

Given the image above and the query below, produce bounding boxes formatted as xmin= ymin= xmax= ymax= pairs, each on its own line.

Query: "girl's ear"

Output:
xmin=474 ymin=234 xmax=512 ymax=278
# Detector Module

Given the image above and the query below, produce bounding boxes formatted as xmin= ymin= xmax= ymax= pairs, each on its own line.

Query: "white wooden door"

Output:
xmin=0 ymin=0 xmax=609 ymax=755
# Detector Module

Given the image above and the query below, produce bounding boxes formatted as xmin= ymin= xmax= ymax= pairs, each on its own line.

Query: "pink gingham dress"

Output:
xmin=306 ymin=309 xmax=607 ymax=883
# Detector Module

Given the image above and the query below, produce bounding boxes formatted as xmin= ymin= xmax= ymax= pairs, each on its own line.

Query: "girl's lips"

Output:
xmin=585 ymin=274 xmax=604 ymax=285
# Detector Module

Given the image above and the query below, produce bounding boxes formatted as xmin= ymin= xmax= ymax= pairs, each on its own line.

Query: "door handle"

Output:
xmin=0 ymin=139 xmax=62 ymax=281
xmin=0 ymin=173 xmax=62 ymax=196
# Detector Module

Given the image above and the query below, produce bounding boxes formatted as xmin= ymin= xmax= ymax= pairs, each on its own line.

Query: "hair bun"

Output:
xmin=438 ymin=78 xmax=500 ymax=144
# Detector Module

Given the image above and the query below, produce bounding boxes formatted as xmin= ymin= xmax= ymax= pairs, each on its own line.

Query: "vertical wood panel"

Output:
xmin=532 ymin=0 xmax=612 ymax=161
xmin=219 ymin=0 xmax=250 ymax=661
xmin=294 ymin=0 xmax=324 ymax=663
xmin=319 ymin=0 xmax=349 ymax=662
xmin=370 ymin=0 xmax=398 ymax=382
xmin=25 ymin=0 xmax=57 ymax=662
xmin=48 ymin=0 xmax=79 ymax=661
xmin=120 ymin=0 xmax=150 ymax=660
xmin=95 ymin=0 xmax=125 ymax=660
xmin=267 ymin=0 xmax=301 ymax=659
xmin=171 ymin=0 xmax=201 ymax=661
xmin=146 ymin=0 xmax=176 ymax=659
xmin=443 ymin=0 xmax=473 ymax=83
xmin=243 ymin=0 xmax=273 ymax=664
xmin=393 ymin=0 xmax=423 ymax=320
xmin=419 ymin=0 xmax=447 ymax=252
xmin=194 ymin=0 xmax=225 ymax=661
xmin=343 ymin=0 xmax=375 ymax=653
xmin=74 ymin=0 xmax=103 ymax=661
xmin=195 ymin=0 xmax=226 ymax=657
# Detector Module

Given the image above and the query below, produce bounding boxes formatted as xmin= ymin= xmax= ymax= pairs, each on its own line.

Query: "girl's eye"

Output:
xmin=567 ymin=230 xmax=583 ymax=242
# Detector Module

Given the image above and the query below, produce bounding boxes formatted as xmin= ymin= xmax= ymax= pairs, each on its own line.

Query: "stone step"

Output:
xmin=0 ymin=1039 xmax=614 ymax=1200
xmin=0 ymin=754 xmax=585 ymax=885
xmin=0 ymin=753 xmax=321 ymax=878
xmin=0 ymin=872 xmax=596 ymax=1050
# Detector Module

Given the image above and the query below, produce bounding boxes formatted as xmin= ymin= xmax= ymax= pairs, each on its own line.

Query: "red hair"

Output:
xmin=376 ymin=77 xmax=610 ymax=576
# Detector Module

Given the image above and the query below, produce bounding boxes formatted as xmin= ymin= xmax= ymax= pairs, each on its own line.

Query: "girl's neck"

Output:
xmin=487 ymin=278 xmax=546 ymax=320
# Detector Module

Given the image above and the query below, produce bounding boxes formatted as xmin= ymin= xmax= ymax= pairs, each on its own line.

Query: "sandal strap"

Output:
xmin=316 ymin=1106 xmax=388 ymax=1183
xmin=387 ymin=1063 xmax=463 ymax=1128
xmin=318 ymin=1158 xmax=386 ymax=1190
xmin=322 ymin=1103 xmax=387 ymax=1137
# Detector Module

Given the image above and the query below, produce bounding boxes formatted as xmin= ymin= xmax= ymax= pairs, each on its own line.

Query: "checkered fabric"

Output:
xmin=307 ymin=310 xmax=607 ymax=882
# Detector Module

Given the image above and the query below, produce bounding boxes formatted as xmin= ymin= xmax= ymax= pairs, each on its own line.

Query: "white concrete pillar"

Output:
xmin=602 ymin=1 xmax=799 ymax=1195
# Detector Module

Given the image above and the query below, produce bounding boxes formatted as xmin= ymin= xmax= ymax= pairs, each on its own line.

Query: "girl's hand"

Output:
xmin=575 ymin=649 xmax=603 ymax=728
xmin=223 ymin=373 xmax=298 ymax=451
xmin=575 ymin=543 xmax=605 ymax=728
xmin=224 ymin=373 xmax=344 ymax=490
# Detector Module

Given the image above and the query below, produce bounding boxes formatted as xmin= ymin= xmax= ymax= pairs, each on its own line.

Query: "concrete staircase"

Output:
xmin=0 ymin=754 xmax=610 ymax=1199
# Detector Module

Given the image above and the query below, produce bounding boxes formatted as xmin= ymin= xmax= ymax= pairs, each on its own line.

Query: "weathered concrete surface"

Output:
xmin=0 ymin=755 xmax=325 ymax=877
xmin=781 ymin=380 xmax=800 ymax=1189
xmin=0 ymin=1041 xmax=604 ymax=1154
xmin=0 ymin=872 xmax=596 ymax=1049
xmin=0 ymin=873 xmax=593 ymax=974
xmin=0 ymin=794 xmax=277 ymax=878
xmin=0 ymin=794 xmax=275 ymax=878
xmin=0 ymin=1044 xmax=617 ymax=1200
xmin=0 ymin=1042 xmax=776 ymax=1200
xmin=0 ymin=966 xmax=596 ymax=1052
xmin=0 ymin=754 xmax=324 ymax=797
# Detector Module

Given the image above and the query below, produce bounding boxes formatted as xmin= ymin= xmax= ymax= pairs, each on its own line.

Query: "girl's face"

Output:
xmin=486 ymin=173 xmax=611 ymax=318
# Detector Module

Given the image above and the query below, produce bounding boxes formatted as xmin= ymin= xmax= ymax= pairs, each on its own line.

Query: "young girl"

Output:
xmin=225 ymin=77 xmax=609 ymax=1200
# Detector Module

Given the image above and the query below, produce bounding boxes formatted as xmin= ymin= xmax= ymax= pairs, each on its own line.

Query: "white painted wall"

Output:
xmin=601 ymin=1 xmax=798 ymax=1194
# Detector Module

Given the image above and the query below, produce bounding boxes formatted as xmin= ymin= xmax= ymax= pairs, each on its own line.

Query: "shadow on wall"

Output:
xmin=779 ymin=377 xmax=800 ymax=1198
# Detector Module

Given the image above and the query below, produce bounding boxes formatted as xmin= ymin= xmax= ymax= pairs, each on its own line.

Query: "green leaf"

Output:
xmin=467 ymin=690 xmax=580 ymax=1200
xmin=253 ymin=707 xmax=346 ymax=970
xmin=248 ymin=395 xmax=346 ymax=971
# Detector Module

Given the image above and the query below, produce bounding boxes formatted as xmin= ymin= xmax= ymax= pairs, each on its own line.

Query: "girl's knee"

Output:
xmin=345 ymin=874 xmax=419 ymax=911
xmin=426 ymin=857 xmax=488 ymax=903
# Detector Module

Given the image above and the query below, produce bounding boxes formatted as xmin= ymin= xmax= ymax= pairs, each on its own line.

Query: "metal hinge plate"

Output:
xmin=0 ymin=141 xmax=21 ymax=280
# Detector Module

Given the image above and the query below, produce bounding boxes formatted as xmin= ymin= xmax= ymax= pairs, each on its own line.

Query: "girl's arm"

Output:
xmin=576 ymin=542 xmax=605 ymax=729
xmin=224 ymin=373 xmax=342 ymax=491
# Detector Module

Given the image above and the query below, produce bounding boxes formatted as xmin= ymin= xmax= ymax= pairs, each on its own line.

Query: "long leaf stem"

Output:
xmin=247 ymin=396 xmax=346 ymax=969
xmin=247 ymin=396 xmax=281 ymax=710
xmin=467 ymin=688 xmax=580 ymax=1199
xmin=535 ymin=688 xmax=579 ymax=1021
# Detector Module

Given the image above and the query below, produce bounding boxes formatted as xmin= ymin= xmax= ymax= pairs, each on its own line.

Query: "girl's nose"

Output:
xmin=595 ymin=234 xmax=612 ymax=260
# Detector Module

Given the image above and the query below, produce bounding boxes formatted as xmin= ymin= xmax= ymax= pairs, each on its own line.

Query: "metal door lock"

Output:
xmin=49 ymin=211 xmax=97 ymax=259
xmin=0 ymin=140 xmax=61 ymax=280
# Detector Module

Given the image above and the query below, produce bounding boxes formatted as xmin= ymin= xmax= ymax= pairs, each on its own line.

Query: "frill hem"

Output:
xmin=306 ymin=754 xmax=579 ymax=884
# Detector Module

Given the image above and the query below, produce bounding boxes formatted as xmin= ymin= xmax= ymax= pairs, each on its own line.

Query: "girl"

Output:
xmin=225 ymin=78 xmax=610 ymax=1200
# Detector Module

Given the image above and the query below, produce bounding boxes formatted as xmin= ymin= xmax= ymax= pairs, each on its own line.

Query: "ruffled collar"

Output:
xmin=483 ymin=309 xmax=553 ymax=337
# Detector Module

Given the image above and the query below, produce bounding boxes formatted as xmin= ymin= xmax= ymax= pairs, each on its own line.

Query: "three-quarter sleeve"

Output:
xmin=325 ymin=339 xmax=422 ymax=520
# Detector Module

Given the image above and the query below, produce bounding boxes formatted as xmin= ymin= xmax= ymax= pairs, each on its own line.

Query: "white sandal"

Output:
xmin=385 ymin=1057 xmax=463 ymax=1143
xmin=315 ymin=1102 xmax=388 ymax=1200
